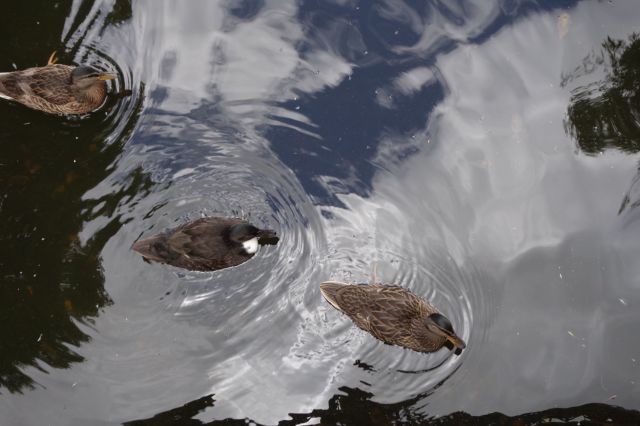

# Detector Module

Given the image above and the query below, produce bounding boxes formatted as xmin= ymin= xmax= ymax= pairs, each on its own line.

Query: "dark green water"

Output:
xmin=1 ymin=1 xmax=640 ymax=425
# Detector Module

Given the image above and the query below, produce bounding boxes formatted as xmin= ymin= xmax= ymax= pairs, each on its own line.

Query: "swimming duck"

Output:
xmin=320 ymin=282 xmax=466 ymax=355
xmin=132 ymin=217 xmax=278 ymax=272
xmin=0 ymin=51 xmax=115 ymax=115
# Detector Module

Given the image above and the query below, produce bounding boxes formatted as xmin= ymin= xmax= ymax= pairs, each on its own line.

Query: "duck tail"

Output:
xmin=131 ymin=235 xmax=169 ymax=263
xmin=0 ymin=74 xmax=14 ymax=100
xmin=319 ymin=281 xmax=348 ymax=312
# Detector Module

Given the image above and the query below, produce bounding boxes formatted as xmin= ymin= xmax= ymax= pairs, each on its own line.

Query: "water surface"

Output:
xmin=1 ymin=0 xmax=640 ymax=424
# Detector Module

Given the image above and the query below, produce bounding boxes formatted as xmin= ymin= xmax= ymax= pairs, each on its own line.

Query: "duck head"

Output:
xmin=424 ymin=312 xmax=466 ymax=354
xmin=229 ymin=223 xmax=278 ymax=254
xmin=71 ymin=66 xmax=116 ymax=90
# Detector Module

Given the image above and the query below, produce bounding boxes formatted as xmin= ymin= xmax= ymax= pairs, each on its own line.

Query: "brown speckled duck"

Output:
xmin=132 ymin=217 xmax=278 ymax=272
xmin=320 ymin=282 xmax=466 ymax=355
xmin=0 ymin=51 xmax=115 ymax=115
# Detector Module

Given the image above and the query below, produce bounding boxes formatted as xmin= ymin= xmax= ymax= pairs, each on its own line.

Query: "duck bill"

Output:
xmin=446 ymin=334 xmax=466 ymax=350
xmin=97 ymin=73 xmax=117 ymax=81
xmin=257 ymin=229 xmax=278 ymax=245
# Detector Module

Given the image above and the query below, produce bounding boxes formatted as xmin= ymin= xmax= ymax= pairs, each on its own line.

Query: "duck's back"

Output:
xmin=320 ymin=283 xmax=435 ymax=348
xmin=167 ymin=217 xmax=245 ymax=258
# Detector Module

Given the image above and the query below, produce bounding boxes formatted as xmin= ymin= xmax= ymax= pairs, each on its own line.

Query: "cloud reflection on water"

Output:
xmin=321 ymin=0 xmax=640 ymax=418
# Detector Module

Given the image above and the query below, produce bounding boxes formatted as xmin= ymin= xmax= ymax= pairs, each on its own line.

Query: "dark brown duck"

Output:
xmin=0 ymin=52 xmax=115 ymax=115
xmin=320 ymin=282 xmax=466 ymax=355
xmin=132 ymin=217 xmax=278 ymax=272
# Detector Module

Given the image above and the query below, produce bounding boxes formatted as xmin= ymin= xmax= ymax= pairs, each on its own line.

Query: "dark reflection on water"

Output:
xmin=125 ymin=388 xmax=640 ymax=426
xmin=2 ymin=0 xmax=640 ymax=424
xmin=0 ymin=0 xmax=145 ymax=394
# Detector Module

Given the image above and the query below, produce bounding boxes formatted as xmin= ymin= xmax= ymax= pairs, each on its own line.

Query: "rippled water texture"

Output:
xmin=1 ymin=0 xmax=640 ymax=424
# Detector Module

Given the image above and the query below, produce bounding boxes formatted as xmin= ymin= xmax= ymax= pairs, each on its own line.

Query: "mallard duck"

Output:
xmin=320 ymin=282 xmax=466 ymax=355
xmin=132 ymin=217 xmax=278 ymax=271
xmin=0 ymin=51 xmax=115 ymax=115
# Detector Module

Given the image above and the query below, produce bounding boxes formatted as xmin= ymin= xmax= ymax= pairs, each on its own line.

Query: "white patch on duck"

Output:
xmin=242 ymin=237 xmax=259 ymax=254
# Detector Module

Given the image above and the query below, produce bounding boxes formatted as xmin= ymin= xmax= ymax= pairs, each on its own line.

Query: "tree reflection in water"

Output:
xmin=564 ymin=32 xmax=640 ymax=223
xmin=565 ymin=33 xmax=640 ymax=155
xmin=0 ymin=115 xmax=149 ymax=394
xmin=124 ymin=386 xmax=640 ymax=425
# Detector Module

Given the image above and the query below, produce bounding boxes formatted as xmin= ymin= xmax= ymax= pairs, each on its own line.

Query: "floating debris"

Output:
xmin=557 ymin=13 xmax=570 ymax=39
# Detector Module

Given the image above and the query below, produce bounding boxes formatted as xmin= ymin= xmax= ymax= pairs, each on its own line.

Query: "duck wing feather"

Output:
xmin=166 ymin=217 xmax=245 ymax=260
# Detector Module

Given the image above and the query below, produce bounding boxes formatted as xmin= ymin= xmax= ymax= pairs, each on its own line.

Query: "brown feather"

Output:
xmin=133 ymin=217 xmax=269 ymax=272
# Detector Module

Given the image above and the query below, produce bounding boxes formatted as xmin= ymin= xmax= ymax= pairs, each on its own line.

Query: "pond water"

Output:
xmin=1 ymin=0 xmax=640 ymax=425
